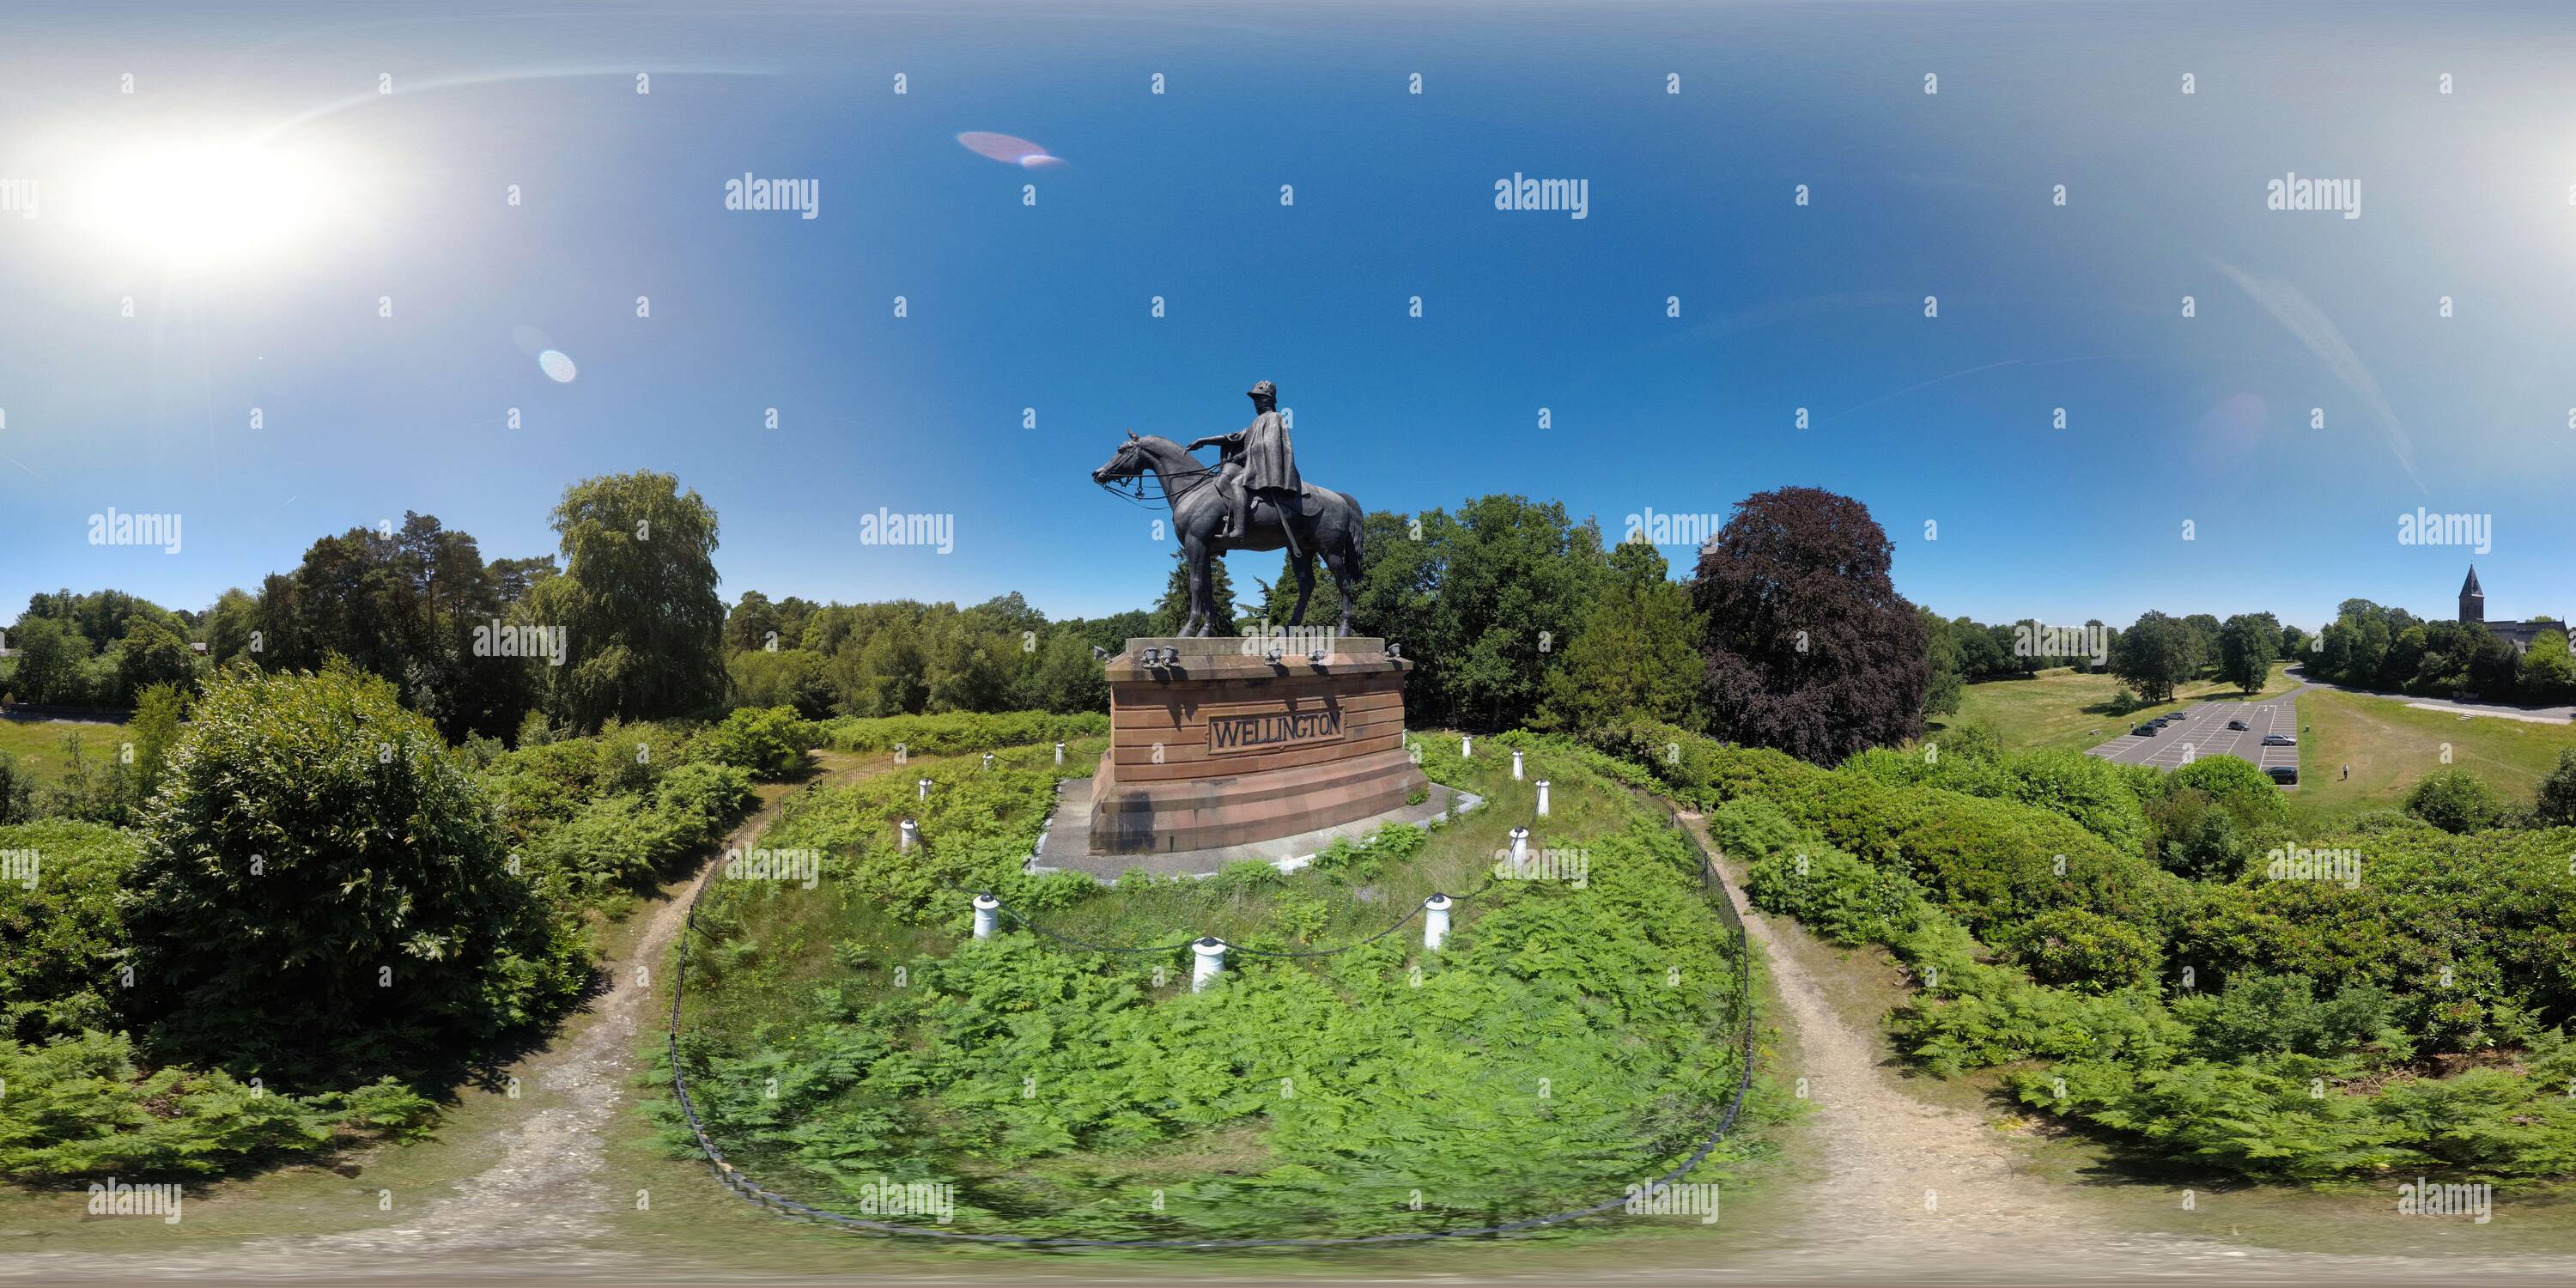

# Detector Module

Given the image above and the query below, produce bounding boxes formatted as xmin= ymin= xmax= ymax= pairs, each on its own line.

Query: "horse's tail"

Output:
xmin=1334 ymin=489 xmax=1364 ymax=581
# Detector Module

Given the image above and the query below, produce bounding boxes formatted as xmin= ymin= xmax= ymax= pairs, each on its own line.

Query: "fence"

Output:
xmin=664 ymin=795 xmax=1755 ymax=1249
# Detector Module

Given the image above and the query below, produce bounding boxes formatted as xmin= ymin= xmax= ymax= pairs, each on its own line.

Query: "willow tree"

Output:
xmin=528 ymin=471 xmax=727 ymax=731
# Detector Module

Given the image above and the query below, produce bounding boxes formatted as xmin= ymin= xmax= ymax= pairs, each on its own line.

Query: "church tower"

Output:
xmin=2460 ymin=565 xmax=2485 ymax=623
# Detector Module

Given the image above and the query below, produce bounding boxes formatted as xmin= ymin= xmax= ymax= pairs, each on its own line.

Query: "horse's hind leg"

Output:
xmin=1323 ymin=539 xmax=1359 ymax=635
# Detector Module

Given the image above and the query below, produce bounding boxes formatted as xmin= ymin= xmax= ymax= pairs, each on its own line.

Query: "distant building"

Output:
xmin=2458 ymin=565 xmax=2561 ymax=653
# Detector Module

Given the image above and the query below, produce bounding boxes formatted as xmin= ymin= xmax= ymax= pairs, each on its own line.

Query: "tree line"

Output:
xmin=7 ymin=480 xmax=1943 ymax=771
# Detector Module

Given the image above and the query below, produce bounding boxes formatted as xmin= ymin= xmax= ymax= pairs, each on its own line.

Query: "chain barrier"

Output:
xmin=665 ymin=793 xmax=1755 ymax=1249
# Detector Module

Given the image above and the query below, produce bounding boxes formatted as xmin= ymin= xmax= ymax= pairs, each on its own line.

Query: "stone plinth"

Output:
xmin=1088 ymin=635 xmax=1431 ymax=854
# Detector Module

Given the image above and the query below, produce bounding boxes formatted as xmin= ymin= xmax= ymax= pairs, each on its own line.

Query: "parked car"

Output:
xmin=2263 ymin=733 xmax=2296 ymax=746
xmin=2267 ymin=765 xmax=2299 ymax=784
xmin=2132 ymin=724 xmax=2158 ymax=736
xmin=2227 ymin=719 xmax=2248 ymax=731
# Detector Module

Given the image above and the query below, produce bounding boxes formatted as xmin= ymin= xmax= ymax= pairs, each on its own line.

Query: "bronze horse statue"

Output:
xmin=1091 ymin=431 xmax=1366 ymax=637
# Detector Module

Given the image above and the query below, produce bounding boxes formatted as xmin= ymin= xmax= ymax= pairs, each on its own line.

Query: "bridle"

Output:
xmin=1094 ymin=440 xmax=1218 ymax=510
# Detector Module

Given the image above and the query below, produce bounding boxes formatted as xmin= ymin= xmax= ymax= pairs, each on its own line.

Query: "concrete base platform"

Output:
xmin=1032 ymin=775 xmax=1483 ymax=880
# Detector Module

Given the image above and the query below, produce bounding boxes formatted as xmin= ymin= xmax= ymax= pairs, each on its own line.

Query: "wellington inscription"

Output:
xmin=1206 ymin=708 xmax=1345 ymax=756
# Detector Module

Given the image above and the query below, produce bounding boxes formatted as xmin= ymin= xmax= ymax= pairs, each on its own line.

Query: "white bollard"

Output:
xmin=1462 ymin=734 xmax=1473 ymax=758
xmin=918 ymin=777 xmax=933 ymax=800
xmin=1536 ymin=779 xmax=1552 ymax=817
xmin=981 ymin=752 xmax=995 ymax=770
xmin=899 ymin=817 xmax=918 ymax=853
xmin=1054 ymin=741 xmax=1066 ymax=766
xmin=1510 ymin=826 xmax=1529 ymax=866
xmin=1511 ymin=749 xmax=1524 ymax=781
xmin=1423 ymin=893 xmax=1453 ymax=952
xmin=972 ymin=892 xmax=1000 ymax=939
xmin=1190 ymin=937 xmax=1228 ymax=992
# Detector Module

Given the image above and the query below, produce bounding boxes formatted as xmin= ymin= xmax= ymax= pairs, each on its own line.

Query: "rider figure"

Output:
xmin=1188 ymin=380 xmax=1301 ymax=544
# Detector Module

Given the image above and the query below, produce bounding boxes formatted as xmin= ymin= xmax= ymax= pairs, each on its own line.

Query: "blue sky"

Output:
xmin=5 ymin=1 xmax=2576 ymax=635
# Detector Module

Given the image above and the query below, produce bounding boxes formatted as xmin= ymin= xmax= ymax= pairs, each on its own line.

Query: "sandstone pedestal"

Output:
xmin=1088 ymin=635 xmax=1431 ymax=855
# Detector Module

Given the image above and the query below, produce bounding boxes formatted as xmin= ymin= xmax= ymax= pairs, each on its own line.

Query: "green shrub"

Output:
xmin=122 ymin=663 xmax=587 ymax=1084
xmin=2005 ymin=907 xmax=2162 ymax=992
xmin=703 ymin=705 xmax=814 ymax=781
xmin=0 ymin=1030 xmax=433 ymax=1180
xmin=2403 ymin=767 xmax=2507 ymax=834
xmin=813 ymin=711 xmax=1106 ymax=757
xmin=0 ymin=821 xmax=142 ymax=1044
xmin=1746 ymin=843 xmax=1929 ymax=947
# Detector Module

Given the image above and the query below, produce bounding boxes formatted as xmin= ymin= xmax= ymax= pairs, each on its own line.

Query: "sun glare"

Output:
xmin=88 ymin=138 xmax=328 ymax=269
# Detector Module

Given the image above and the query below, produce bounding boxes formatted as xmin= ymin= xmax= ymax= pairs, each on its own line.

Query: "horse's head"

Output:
xmin=1091 ymin=430 xmax=1151 ymax=487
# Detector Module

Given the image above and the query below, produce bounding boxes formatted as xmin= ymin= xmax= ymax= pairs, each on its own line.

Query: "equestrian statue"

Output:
xmin=1091 ymin=380 xmax=1367 ymax=638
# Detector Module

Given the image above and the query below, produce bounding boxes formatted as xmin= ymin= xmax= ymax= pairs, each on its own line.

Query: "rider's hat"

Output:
xmin=1246 ymin=380 xmax=1276 ymax=400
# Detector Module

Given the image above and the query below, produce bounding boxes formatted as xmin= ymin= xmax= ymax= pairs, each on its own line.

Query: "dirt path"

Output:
xmin=1676 ymin=812 xmax=2130 ymax=1269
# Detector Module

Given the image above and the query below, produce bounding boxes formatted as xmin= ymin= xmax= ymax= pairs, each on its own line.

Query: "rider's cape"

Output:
xmin=1234 ymin=410 xmax=1303 ymax=495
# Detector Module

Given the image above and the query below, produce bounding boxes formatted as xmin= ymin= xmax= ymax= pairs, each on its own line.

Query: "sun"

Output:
xmin=87 ymin=137 xmax=329 ymax=269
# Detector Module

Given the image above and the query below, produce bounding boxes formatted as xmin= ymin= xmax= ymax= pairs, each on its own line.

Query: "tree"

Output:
xmin=1537 ymin=538 xmax=1703 ymax=732
xmin=1690 ymin=487 xmax=1929 ymax=764
xmin=2217 ymin=614 xmax=2278 ymax=695
xmin=725 ymin=591 xmax=782 ymax=653
xmin=1149 ymin=548 xmax=1238 ymax=636
xmin=115 ymin=614 xmax=198 ymax=702
xmin=126 ymin=682 xmax=185 ymax=800
xmin=2111 ymin=611 xmax=2195 ymax=703
xmin=528 ymin=472 xmax=727 ymax=730
xmin=1425 ymin=496 xmax=1607 ymax=729
xmin=5 ymin=616 xmax=83 ymax=704
xmin=2534 ymin=748 xmax=2576 ymax=826
xmin=122 ymin=663 xmax=583 ymax=1084
xmin=2182 ymin=614 xmax=2224 ymax=676
xmin=2521 ymin=630 xmax=2576 ymax=706
xmin=1919 ymin=607 xmax=1963 ymax=718
xmin=1952 ymin=617 xmax=2010 ymax=679
xmin=2468 ymin=632 xmax=2521 ymax=700
xmin=1022 ymin=629 xmax=1110 ymax=714
xmin=2403 ymin=766 xmax=2506 ymax=834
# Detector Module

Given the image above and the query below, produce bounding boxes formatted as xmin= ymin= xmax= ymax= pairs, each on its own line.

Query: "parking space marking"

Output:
xmin=2083 ymin=693 xmax=2300 ymax=785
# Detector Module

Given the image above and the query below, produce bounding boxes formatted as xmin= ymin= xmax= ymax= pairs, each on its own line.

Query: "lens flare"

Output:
xmin=957 ymin=131 xmax=1063 ymax=167
xmin=538 ymin=350 xmax=577 ymax=383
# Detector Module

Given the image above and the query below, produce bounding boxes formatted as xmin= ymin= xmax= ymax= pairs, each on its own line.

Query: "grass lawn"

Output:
xmin=1941 ymin=661 xmax=2296 ymax=755
xmin=0 ymin=715 xmax=129 ymax=781
xmin=2290 ymin=687 xmax=2576 ymax=828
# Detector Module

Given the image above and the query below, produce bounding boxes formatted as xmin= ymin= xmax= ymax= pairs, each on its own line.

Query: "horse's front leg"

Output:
xmin=1183 ymin=538 xmax=1212 ymax=637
